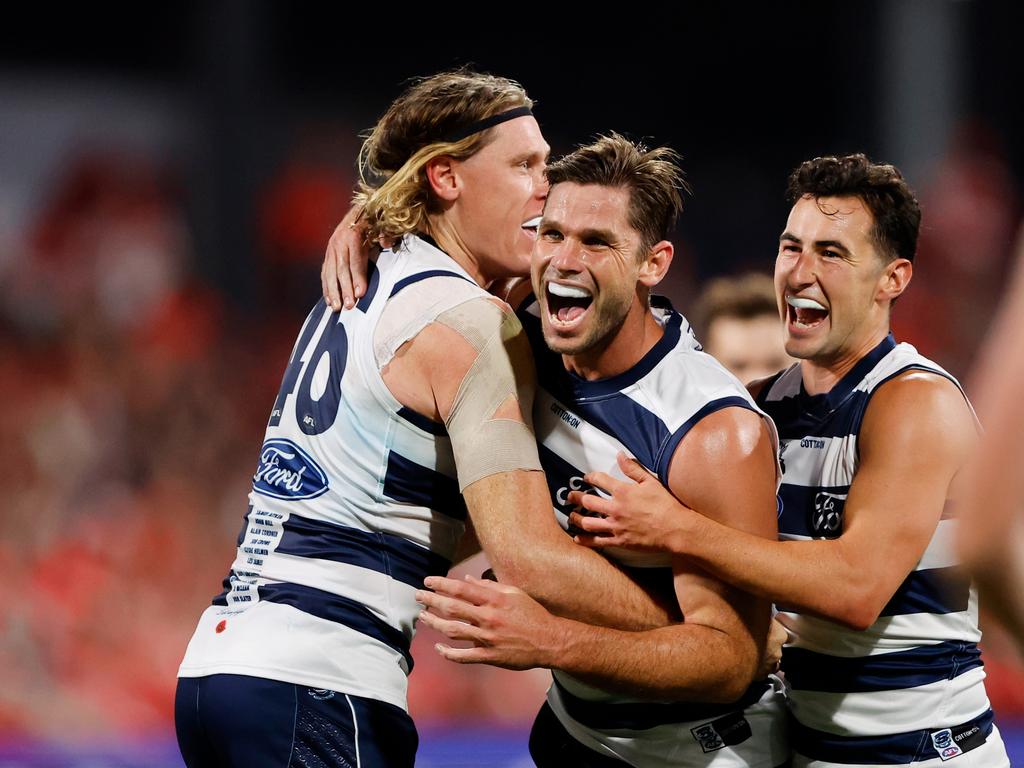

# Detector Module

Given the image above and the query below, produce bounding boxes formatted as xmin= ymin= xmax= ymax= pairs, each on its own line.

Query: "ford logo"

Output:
xmin=252 ymin=439 xmax=329 ymax=500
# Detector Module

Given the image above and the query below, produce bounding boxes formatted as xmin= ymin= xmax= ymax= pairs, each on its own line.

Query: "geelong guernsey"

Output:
xmin=520 ymin=296 xmax=789 ymax=768
xmin=759 ymin=334 xmax=1008 ymax=767
xmin=178 ymin=234 xmax=487 ymax=711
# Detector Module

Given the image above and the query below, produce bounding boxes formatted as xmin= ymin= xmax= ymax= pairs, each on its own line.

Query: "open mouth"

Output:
xmin=786 ymin=295 xmax=829 ymax=328
xmin=547 ymin=282 xmax=593 ymax=325
xmin=522 ymin=216 xmax=541 ymax=240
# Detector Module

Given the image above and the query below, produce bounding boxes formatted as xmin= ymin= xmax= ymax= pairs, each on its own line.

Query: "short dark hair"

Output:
xmin=545 ymin=133 xmax=688 ymax=251
xmin=786 ymin=153 xmax=921 ymax=263
xmin=692 ymin=272 xmax=778 ymax=339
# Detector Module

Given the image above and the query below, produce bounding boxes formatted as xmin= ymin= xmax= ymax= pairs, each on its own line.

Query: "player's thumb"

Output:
xmin=617 ymin=452 xmax=650 ymax=483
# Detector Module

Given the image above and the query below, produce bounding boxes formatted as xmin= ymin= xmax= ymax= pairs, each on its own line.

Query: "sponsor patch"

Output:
xmin=811 ymin=491 xmax=846 ymax=537
xmin=252 ymin=438 xmax=329 ymax=500
xmin=931 ymin=728 xmax=963 ymax=761
xmin=691 ymin=723 xmax=724 ymax=753
xmin=930 ymin=720 xmax=988 ymax=761
xmin=691 ymin=712 xmax=751 ymax=753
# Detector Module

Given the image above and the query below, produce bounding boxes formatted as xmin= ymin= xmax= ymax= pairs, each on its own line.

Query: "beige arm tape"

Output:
xmin=435 ymin=298 xmax=543 ymax=491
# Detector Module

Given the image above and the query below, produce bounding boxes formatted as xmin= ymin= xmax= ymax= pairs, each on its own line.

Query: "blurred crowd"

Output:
xmin=1 ymin=118 xmax=1022 ymax=741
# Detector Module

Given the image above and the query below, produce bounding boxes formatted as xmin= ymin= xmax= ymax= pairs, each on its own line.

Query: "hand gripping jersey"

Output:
xmin=520 ymin=296 xmax=790 ymax=768
xmin=178 ymin=234 xmax=496 ymax=711
xmin=758 ymin=335 xmax=1009 ymax=768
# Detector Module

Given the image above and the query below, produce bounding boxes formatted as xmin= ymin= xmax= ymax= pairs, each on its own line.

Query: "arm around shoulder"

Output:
xmin=406 ymin=298 xmax=677 ymax=630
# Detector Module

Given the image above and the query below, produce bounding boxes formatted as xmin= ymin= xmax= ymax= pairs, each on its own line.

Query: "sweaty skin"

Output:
xmin=570 ymin=193 xmax=976 ymax=633
xmin=415 ymin=178 xmax=781 ymax=704
xmin=418 ymin=404 xmax=779 ymax=702
xmin=570 ymin=372 xmax=976 ymax=631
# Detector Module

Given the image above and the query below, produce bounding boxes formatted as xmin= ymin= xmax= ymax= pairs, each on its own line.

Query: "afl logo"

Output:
xmin=811 ymin=491 xmax=846 ymax=537
xmin=930 ymin=728 xmax=962 ymax=760
xmin=253 ymin=439 xmax=329 ymax=500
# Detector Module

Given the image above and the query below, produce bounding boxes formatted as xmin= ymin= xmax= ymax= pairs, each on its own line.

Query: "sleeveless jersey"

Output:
xmin=520 ymin=296 xmax=789 ymax=768
xmin=178 ymin=234 xmax=487 ymax=711
xmin=759 ymin=334 xmax=1008 ymax=767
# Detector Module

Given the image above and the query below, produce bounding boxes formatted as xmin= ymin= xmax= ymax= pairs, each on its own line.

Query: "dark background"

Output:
xmin=5 ymin=2 xmax=1021 ymax=300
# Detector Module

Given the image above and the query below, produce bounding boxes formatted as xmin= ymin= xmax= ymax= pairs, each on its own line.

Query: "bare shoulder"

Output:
xmin=667 ymin=406 xmax=777 ymax=534
xmin=862 ymin=370 xmax=976 ymax=460
xmin=678 ymin=406 xmax=769 ymax=462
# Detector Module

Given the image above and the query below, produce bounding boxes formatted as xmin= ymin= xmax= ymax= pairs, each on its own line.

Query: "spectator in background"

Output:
xmin=691 ymin=272 xmax=794 ymax=384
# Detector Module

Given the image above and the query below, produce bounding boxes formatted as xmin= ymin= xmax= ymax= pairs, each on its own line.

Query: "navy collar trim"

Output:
xmin=567 ymin=297 xmax=682 ymax=400
xmin=800 ymin=333 xmax=897 ymax=415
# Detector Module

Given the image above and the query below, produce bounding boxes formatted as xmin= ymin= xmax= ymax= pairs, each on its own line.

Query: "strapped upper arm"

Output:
xmin=432 ymin=297 xmax=542 ymax=490
xmin=666 ymin=407 xmax=778 ymax=656
xmin=386 ymin=297 xmax=677 ymax=628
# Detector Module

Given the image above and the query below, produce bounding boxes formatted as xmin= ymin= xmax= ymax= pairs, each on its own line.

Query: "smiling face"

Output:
xmin=775 ymin=194 xmax=910 ymax=370
xmin=451 ymin=116 xmax=549 ymax=280
xmin=531 ymin=182 xmax=652 ymax=360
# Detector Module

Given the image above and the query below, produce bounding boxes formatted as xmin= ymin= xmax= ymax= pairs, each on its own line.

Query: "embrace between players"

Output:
xmin=176 ymin=71 xmax=1008 ymax=768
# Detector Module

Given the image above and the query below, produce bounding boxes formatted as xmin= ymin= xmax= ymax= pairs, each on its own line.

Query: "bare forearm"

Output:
xmin=677 ymin=514 xmax=872 ymax=627
xmin=538 ymin=615 xmax=757 ymax=703
xmin=498 ymin=540 xmax=678 ymax=630
xmin=466 ymin=474 xmax=676 ymax=630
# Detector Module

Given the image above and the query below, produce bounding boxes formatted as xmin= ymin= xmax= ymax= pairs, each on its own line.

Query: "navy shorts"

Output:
xmin=529 ymin=702 xmax=630 ymax=767
xmin=175 ymin=674 xmax=418 ymax=768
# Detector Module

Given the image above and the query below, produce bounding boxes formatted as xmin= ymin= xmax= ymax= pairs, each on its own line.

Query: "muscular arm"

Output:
xmin=387 ymin=302 xmax=675 ymax=630
xmin=575 ymin=372 xmax=975 ymax=630
xmin=421 ymin=408 xmax=778 ymax=702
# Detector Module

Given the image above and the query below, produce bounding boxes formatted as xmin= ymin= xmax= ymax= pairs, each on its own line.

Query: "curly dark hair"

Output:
xmin=786 ymin=153 xmax=921 ymax=264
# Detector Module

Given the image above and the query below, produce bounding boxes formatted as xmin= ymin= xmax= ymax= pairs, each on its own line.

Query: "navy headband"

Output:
xmin=441 ymin=105 xmax=533 ymax=143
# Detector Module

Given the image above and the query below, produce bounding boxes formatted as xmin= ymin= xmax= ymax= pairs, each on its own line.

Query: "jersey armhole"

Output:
xmin=654 ymin=397 xmax=760 ymax=484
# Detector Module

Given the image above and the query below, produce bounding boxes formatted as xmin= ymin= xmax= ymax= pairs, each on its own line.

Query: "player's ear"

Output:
xmin=638 ymin=240 xmax=673 ymax=288
xmin=426 ymin=156 xmax=460 ymax=202
xmin=878 ymin=257 xmax=912 ymax=302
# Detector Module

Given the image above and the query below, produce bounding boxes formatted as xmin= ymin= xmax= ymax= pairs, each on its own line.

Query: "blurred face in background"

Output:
xmin=705 ymin=313 xmax=794 ymax=383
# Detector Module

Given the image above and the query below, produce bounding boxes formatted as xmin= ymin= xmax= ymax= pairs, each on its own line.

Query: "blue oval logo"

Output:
xmin=252 ymin=438 xmax=329 ymax=500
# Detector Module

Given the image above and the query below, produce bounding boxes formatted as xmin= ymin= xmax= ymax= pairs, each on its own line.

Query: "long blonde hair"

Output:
xmin=355 ymin=69 xmax=533 ymax=243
